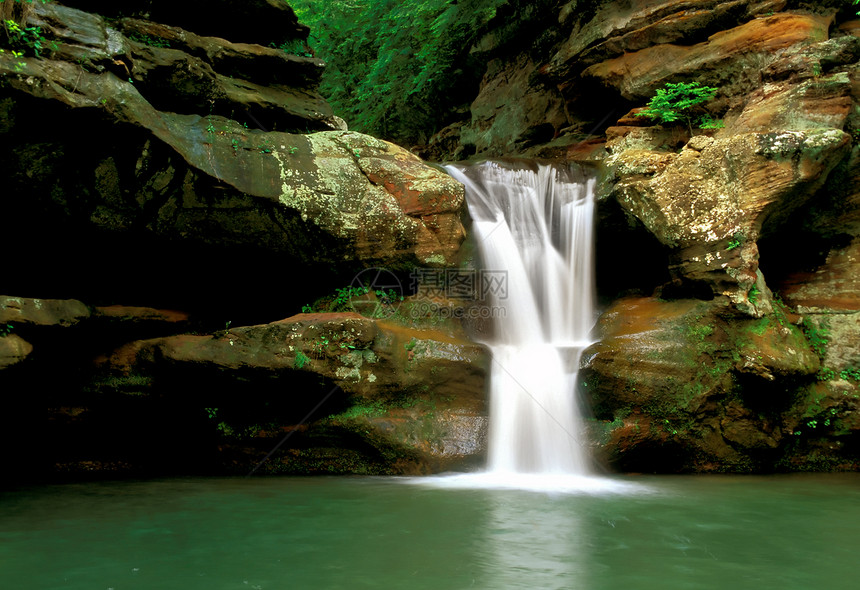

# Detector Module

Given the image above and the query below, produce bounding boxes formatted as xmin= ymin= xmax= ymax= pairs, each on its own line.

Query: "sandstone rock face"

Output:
xmin=0 ymin=334 xmax=33 ymax=370
xmin=428 ymin=0 xmax=860 ymax=472
xmin=0 ymin=292 xmax=489 ymax=477
xmin=59 ymin=0 xmax=310 ymax=47
xmin=1 ymin=1 xmax=466 ymax=280
xmin=438 ymin=1 xmax=855 ymax=160
xmin=581 ymin=296 xmax=835 ymax=472
xmin=0 ymin=296 xmax=91 ymax=327
xmin=580 ymin=13 xmax=832 ymax=100
xmin=460 ymin=54 xmax=569 ymax=156
xmin=606 ymin=130 xmax=850 ymax=315
xmin=97 ymin=313 xmax=488 ymax=474
xmin=0 ymin=1 xmax=473 ymax=480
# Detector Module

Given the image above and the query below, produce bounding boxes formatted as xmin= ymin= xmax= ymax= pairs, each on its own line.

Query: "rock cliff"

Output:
xmin=430 ymin=0 xmax=860 ymax=472
xmin=2 ymin=0 xmax=859 ymax=477
xmin=0 ymin=0 xmax=479 ymax=479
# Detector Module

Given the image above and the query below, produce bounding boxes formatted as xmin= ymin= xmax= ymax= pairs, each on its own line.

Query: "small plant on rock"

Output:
xmin=2 ymin=17 xmax=55 ymax=57
xmin=636 ymin=81 xmax=721 ymax=134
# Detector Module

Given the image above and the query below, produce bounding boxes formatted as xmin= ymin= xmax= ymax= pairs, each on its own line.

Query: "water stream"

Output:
xmin=445 ymin=161 xmax=597 ymax=479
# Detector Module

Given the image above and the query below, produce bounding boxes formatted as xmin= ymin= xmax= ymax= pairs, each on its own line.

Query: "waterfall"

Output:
xmin=446 ymin=161 xmax=597 ymax=476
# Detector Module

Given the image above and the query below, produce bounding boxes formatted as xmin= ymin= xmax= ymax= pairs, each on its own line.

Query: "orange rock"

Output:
xmin=583 ymin=14 xmax=833 ymax=99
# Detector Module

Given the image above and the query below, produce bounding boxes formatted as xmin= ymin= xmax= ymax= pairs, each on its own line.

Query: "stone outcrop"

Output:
xmin=580 ymin=296 xmax=832 ymax=472
xmin=430 ymin=1 xmax=857 ymax=160
xmin=0 ymin=1 xmax=473 ymax=479
xmin=95 ymin=312 xmax=488 ymax=474
xmin=0 ymin=335 xmax=33 ymax=370
xmin=1 ymin=0 xmax=466 ymax=285
xmin=0 ymin=295 xmax=488 ymax=476
xmin=580 ymin=13 xmax=833 ymax=101
xmin=420 ymin=0 xmax=860 ymax=472
xmin=606 ymin=130 xmax=850 ymax=315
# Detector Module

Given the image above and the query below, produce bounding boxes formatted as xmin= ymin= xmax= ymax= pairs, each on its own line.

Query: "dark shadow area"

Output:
xmin=594 ymin=198 xmax=671 ymax=303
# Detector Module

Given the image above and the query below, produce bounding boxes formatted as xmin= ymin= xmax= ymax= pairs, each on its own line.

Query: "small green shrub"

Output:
xmin=0 ymin=323 xmax=13 ymax=337
xmin=840 ymin=367 xmax=860 ymax=381
xmin=800 ymin=317 xmax=830 ymax=358
xmin=635 ymin=81 xmax=721 ymax=132
xmin=127 ymin=32 xmax=170 ymax=48
xmin=270 ymin=38 xmax=312 ymax=57
xmin=748 ymin=285 xmax=760 ymax=305
xmin=698 ymin=114 xmax=725 ymax=129
xmin=818 ymin=367 xmax=836 ymax=381
xmin=294 ymin=350 xmax=311 ymax=369
xmin=2 ymin=17 xmax=56 ymax=57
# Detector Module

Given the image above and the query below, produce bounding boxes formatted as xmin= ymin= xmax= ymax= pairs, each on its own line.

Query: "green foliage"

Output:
xmin=301 ymin=284 xmax=402 ymax=318
xmin=294 ymin=350 xmax=311 ymax=369
xmin=0 ymin=323 xmax=13 ymax=337
xmin=841 ymin=367 xmax=860 ymax=381
xmin=726 ymin=238 xmax=741 ymax=251
xmin=332 ymin=400 xmax=387 ymax=420
xmin=127 ymin=32 xmax=170 ymax=48
xmin=310 ymin=335 xmax=330 ymax=357
xmin=800 ymin=317 xmax=830 ymax=358
xmin=817 ymin=367 xmax=836 ymax=381
xmin=820 ymin=365 xmax=860 ymax=382
xmin=270 ymin=38 xmax=312 ymax=57
xmin=290 ymin=0 xmax=515 ymax=144
xmin=748 ymin=285 xmax=760 ymax=305
xmin=302 ymin=285 xmax=369 ymax=313
xmin=2 ymin=17 xmax=55 ymax=57
xmin=698 ymin=114 xmax=725 ymax=129
xmin=635 ymin=82 xmax=720 ymax=132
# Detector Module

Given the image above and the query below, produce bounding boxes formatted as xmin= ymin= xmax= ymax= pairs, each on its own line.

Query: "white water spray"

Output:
xmin=446 ymin=161 xmax=597 ymax=476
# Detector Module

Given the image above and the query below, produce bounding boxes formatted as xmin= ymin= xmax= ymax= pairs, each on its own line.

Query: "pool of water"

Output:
xmin=2 ymin=473 xmax=858 ymax=589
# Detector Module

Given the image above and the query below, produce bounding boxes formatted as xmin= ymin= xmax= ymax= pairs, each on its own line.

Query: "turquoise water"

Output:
xmin=1 ymin=474 xmax=859 ymax=589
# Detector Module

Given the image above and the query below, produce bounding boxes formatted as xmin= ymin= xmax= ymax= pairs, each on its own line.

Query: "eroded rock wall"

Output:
xmin=423 ymin=0 xmax=860 ymax=472
xmin=0 ymin=0 xmax=480 ymax=480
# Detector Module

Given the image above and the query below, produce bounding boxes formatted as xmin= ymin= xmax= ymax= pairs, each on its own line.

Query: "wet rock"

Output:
xmin=582 ymin=296 xmax=820 ymax=472
xmin=461 ymin=54 xmax=568 ymax=156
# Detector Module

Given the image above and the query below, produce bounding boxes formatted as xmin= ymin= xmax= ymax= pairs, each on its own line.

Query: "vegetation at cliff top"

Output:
xmin=289 ymin=0 xmax=522 ymax=145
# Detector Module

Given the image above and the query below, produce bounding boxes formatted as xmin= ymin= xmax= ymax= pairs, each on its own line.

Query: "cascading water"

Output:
xmin=445 ymin=161 xmax=597 ymax=477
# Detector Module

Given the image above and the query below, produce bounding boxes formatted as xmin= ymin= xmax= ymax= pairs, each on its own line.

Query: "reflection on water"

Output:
xmin=481 ymin=490 xmax=589 ymax=590
xmin=1 ymin=474 xmax=859 ymax=590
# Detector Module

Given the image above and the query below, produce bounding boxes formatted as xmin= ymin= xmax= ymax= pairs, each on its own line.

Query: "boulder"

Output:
xmin=0 ymin=334 xmax=33 ymax=369
xmin=607 ymin=130 xmax=850 ymax=314
xmin=0 ymin=296 xmax=91 ymax=327
xmin=96 ymin=313 xmax=489 ymax=473
xmin=581 ymin=296 xmax=820 ymax=472
xmin=0 ymin=5 xmax=466 ymax=275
